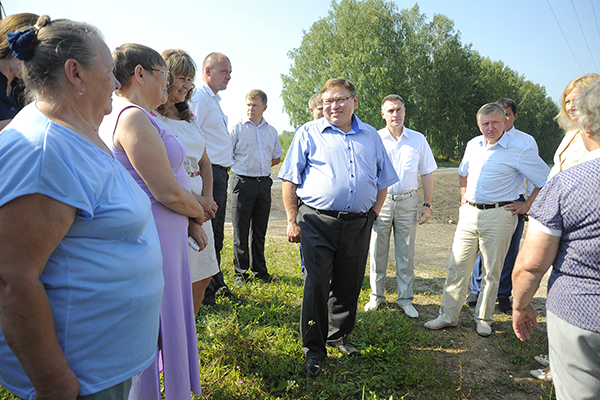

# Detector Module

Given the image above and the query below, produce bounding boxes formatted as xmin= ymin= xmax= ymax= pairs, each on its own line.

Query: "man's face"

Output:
xmin=477 ymin=110 xmax=506 ymax=145
xmin=381 ymin=100 xmax=405 ymax=129
xmin=504 ymin=107 xmax=516 ymax=131
xmin=246 ymin=97 xmax=267 ymax=123
xmin=322 ymin=86 xmax=357 ymax=132
xmin=309 ymin=103 xmax=324 ymax=120
xmin=205 ymin=56 xmax=231 ymax=93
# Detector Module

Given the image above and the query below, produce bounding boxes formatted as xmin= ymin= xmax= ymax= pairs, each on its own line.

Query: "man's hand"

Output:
xmin=504 ymin=200 xmax=529 ymax=215
xmin=512 ymin=304 xmax=538 ymax=341
xmin=418 ymin=206 xmax=431 ymax=225
xmin=287 ymin=221 xmax=301 ymax=243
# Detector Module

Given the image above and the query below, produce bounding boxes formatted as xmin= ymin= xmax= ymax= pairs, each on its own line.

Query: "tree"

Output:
xmin=281 ymin=0 xmax=561 ymax=161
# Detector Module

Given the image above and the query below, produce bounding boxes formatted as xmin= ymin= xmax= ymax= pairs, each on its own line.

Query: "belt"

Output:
xmin=467 ymin=201 xmax=513 ymax=210
xmin=212 ymin=164 xmax=231 ymax=172
xmin=236 ymin=174 xmax=271 ymax=182
xmin=302 ymin=203 xmax=368 ymax=220
xmin=388 ymin=190 xmax=416 ymax=201
xmin=188 ymin=171 xmax=201 ymax=178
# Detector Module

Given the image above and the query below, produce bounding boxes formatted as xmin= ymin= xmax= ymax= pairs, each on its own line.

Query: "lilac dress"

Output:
xmin=99 ymin=97 xmax=201 ymax=399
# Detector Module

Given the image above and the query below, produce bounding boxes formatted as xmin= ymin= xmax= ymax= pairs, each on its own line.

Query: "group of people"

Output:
xmin=0 ymin=13 xmax=281 ymax=400
xmin=0 ymin=11 xmax=598 ymax=400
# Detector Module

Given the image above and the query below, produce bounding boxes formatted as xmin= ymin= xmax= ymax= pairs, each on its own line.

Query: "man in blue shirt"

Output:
xmin=279 ymin=79 xmax=398 ymax=377
xmin=424 ymin=103 xmax=549 ymax=337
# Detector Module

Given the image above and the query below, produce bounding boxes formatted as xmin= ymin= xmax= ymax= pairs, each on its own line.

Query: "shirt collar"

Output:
xmin=201 ymin=81 xmax=220 ymax=102
xmin=243 ymin=116 xmax=268 ymax=128
xmin=319 ymin=114 xmax=362 ymax=135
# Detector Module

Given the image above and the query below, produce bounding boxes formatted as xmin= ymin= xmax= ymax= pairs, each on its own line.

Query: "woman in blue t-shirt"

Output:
xmin=0 ymin=16 xmax=164 ymax=400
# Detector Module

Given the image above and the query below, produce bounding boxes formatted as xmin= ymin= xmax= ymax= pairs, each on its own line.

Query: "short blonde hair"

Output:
xmin=246 ymin=89 xmax=267 ymax=105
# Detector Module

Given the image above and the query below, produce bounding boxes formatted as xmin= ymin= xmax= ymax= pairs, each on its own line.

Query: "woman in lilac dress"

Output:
xmin=99 ymin=43 xmax=205 ymax=400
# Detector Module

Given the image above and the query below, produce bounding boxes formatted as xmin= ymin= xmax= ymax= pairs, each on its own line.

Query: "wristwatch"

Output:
xmin=423 ymin=203 xmax=432 ymax=208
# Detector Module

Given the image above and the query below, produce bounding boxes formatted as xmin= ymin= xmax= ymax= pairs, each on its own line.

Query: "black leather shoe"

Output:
xmin=466 ymin=293 xmax=478 ymax=308
xmin=304 ymin=358 xmax=321 ymax=377
xmin=256 ymin=274 xmax=281 ymax=284
xmin=497 ymin=297 xmax=512 ymax=314
xmin=327 ymin=336 xmax=361 ymax=356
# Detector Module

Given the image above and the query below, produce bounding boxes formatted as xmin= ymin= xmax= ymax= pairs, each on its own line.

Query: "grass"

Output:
xmin=0 ymin=234 xmax=554 ymax=400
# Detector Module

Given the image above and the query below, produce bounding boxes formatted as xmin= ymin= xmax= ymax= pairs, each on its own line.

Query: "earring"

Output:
xmin=79 ymin=92 xmax=83 ymax=96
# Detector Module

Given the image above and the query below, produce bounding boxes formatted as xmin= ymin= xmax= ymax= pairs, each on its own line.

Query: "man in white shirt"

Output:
xmin=190 ymin=52 xmax=235 ymax=306
xmin=229 ymin=90 xmax=283 ymax=287
xmin=424 ymin=103 xmax=549 ymax=337
xmin=365 ymin=95 xmax=437 ymax=318
xmin=467 ymin=98 xmax=539 ymax=314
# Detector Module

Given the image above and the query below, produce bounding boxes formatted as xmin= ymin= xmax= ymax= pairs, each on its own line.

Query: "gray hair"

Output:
xmin=22 ymin=16 xmax=103 ymax=98
xmin=476 ymin=103 xmax=505 ymax=122
xmin=576 ymin=79 xmax=600 ymax=137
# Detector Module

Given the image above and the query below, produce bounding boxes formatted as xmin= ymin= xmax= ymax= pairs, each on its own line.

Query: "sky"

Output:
xmin=7 ymin=0 xmax=600 ymax=133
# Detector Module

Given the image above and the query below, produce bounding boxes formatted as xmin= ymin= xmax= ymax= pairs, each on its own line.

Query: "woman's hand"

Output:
xmin=193 ymin=192 xmax=218 ymax=221
xmin=188 ymin=219 xmax=208 ymax=252
xmin=512 ymin=304 xmax=538 ymax=341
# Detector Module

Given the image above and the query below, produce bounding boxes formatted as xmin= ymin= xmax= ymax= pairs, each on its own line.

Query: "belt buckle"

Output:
xmin=337 ymin=212 xmax=350 ymax=220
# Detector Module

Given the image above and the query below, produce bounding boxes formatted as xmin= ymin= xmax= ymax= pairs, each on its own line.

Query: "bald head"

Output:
xmin=202 ymin=52 xmax=232 ymax=94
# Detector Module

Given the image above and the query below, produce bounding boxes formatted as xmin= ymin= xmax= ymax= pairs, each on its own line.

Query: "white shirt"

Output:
xmin=230 ymin=117 xmax=283 ymax=177
xmin=190 ymin=82 xmax=233 ymax=167
xmin=459 ymin=133 xmax=549 ymax=204
xmin=506 ymin=126 xmax=539 ymax=196
xmin=378 ymin=126 xmax=437 ymax=194
xmin=549 ymin=129 xmax=589 ymax=179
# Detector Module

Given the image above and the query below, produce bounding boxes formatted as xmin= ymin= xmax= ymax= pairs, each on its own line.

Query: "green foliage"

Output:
xmin=281 ymin=0 xmax=562 ymax=161
xmin=278 ymin=130 xmax=295 ymax=163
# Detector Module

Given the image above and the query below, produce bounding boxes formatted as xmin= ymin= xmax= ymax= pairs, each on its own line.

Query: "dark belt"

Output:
xmin=212 ymin=164 xmax=231 ymax=172
xmin=236 ymin=174 xmax=271 ymax=182
xmin=467 ymin=201 xmax=513 ymax=210
xmin=302 ymin=203 xmax=368 ymax=220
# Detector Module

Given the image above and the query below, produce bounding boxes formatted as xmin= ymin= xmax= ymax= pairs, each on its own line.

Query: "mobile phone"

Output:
xmin=188 ymin=235 xmax=200 ymax=252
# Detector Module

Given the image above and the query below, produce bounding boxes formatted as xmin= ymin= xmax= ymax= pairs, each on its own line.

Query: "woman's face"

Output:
xmin=565 ymin=87 xmax=581 ymax=121
xmin=147 ymin=64 xmax=169 ymax=109
xmin=86 ymin=40 xmax=121 ymax=122
xmin=169 ymin=75 xmax=193 ymax=104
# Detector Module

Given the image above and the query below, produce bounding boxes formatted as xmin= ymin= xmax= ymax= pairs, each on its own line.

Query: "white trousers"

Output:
xmin=368 ymin=192 xmax=418 ymax=306
xmin=437 ymin=204 xmax=516 ymax=324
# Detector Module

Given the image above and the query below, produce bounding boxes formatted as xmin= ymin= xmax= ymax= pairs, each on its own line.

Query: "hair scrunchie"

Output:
xmin=7 ymin=29 xmax=37 ymax=61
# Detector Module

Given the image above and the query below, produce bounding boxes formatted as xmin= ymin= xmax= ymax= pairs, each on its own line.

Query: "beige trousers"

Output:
xmin=437 ymin=204 xmax=517 ymax=324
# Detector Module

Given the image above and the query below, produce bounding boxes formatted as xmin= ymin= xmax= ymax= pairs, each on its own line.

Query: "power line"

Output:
xmin=591 ymin=0 xmax=600 ymax=41
xmin=570 ymin=0 xmax=598 ymax=71
xmin=546 ymin=0 xmax=585 ymax=74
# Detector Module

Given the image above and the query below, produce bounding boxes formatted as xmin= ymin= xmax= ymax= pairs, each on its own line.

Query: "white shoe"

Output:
xmin=400 ymin=304 xmax=419 ymax=318
xmin=364 ymin=300 xmax=383 ymax=312
xmin=424 ymin=316 xmax=456 ymax=330
xmin=476 ymin=320 xmax=492 ymax=337
xmin=534 ymin=354 xmax=550 ymax=367
xmin=530 ymin=368 xmax=552 ymax=382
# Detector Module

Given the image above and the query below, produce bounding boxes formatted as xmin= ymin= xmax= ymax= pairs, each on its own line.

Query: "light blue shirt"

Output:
xmin=278 ymin=115 xmax=398 ymax=213
xmin=230 ymin=117 xmax=283 ymax=177
xmin=459 ymin=132 xmax=549 ymax=204
xmin=0 ymin=104 xmax=164 ymax=399
xmin=506 ymin=126 xmax=539 ymax=196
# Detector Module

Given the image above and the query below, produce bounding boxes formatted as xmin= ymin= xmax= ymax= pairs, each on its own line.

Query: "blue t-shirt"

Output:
xmin=530 ymin=158 xmax=600 ymax=333
xmin=0 ymin=104 xmax=164 ymax=398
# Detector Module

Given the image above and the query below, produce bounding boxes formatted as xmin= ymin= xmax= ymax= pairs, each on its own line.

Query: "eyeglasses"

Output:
xmin=322 ymin=95 xmax=353 ymax=106
xmin=151 ymin=68 xmax=169 ymax=79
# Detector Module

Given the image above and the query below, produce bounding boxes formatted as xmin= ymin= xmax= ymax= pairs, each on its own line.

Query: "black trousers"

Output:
xmin=230 ymin=173 xmax=272 ymax=279
xmin=203 ymin=165 xmax=230 ymax=305
xmin=298 ymin=204 xmax=377 ymax=360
